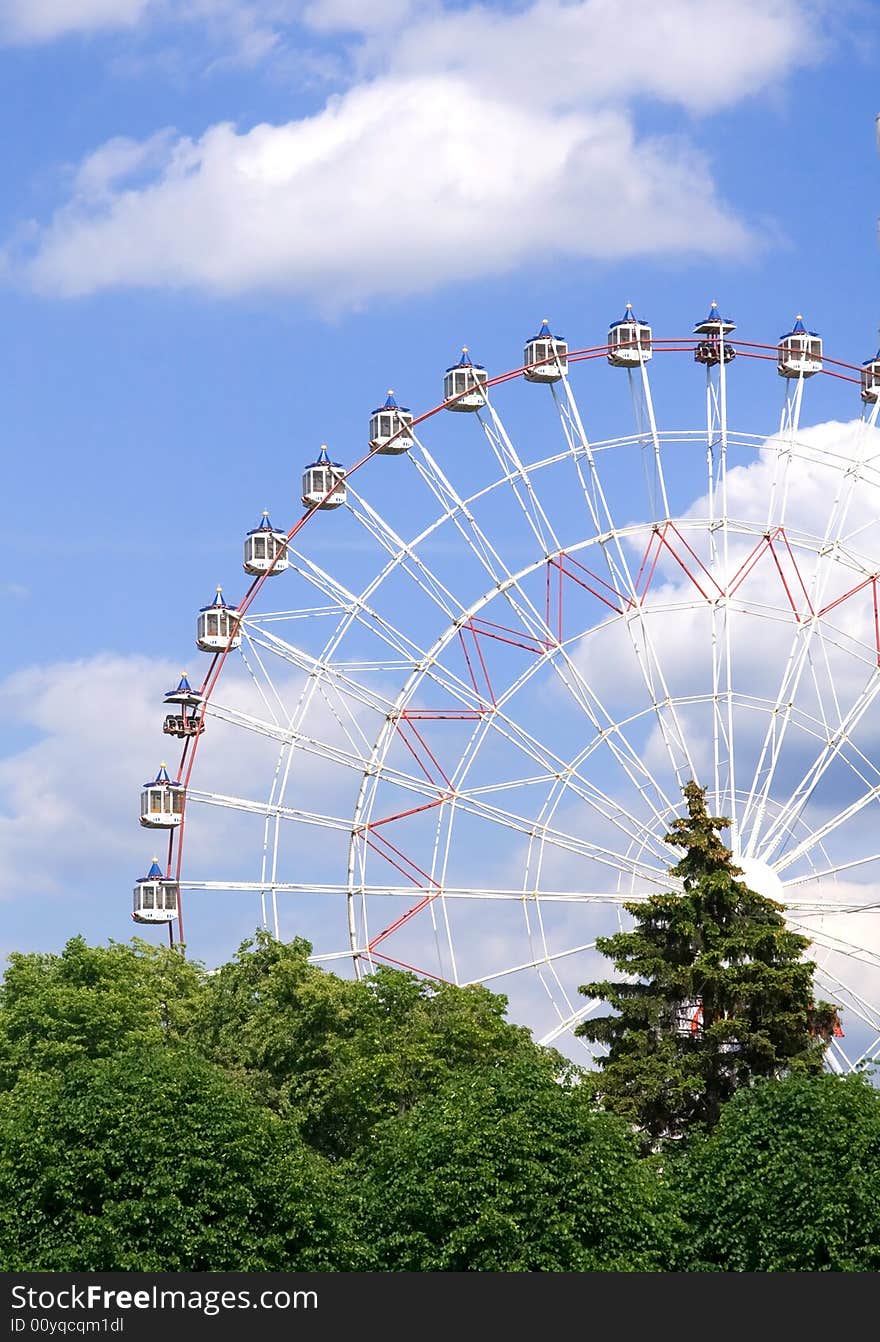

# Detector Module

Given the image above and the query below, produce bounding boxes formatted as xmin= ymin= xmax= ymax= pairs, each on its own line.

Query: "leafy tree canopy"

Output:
xmin=348 ymin=1058 xmax=679 ymax=1271
xmin=195 ymin=930 xmax=557 ymax=1157
xmin=671 ymin=1072 xmax=880 ymax=1271
xmin=0 ymin=936 xmax=207 ymax=1089
xmin=0 ymin=1046 xmax=354 ymax=1272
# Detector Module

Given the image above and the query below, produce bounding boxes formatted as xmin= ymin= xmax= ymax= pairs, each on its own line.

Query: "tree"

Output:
xmin=0 ymin=1047 xmax=355 ymax=1271
xmin=576 ymin=781 xmax=838 ymax=1143
xmin=195 ymin=930 xmax=553 ymax=1158
xmin=0 ymin=935 xmax=208 ymax=1090
xmin=671 ymin=1072 xmax=880 ymax=1271
xmin=348 ymin=1058 xmax=679 ymax=1271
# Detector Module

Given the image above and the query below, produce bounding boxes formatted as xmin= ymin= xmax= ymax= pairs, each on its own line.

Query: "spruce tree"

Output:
xmin=576 ymin=781 xmax=839 ymax=1144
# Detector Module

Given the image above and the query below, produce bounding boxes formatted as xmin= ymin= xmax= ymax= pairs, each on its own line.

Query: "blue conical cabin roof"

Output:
xmin=372 ymin=389 xmax=411 ymax=415
xmin=783 ymin=313 xmax=819 ymax=338
xmin=247 ymin=511 xmax=283 ymax=537
xmin=306 ymin=444 xmax=343 ymax=469
xmin=694 ymin=301 xmax=734 ymax=331
xmin=610 ymin=302 xmax=644 ymax=329
xmin=200 ymin=586 xmax=232 ymax=613
xmin=446 ymin=346 xmax=484 ymax=372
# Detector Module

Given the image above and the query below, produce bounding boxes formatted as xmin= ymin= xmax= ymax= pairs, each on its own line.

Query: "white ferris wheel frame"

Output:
xmin=154 ymin=329 xmax=880 ymax=1074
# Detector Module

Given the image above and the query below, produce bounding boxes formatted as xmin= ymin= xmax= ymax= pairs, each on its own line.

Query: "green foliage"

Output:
xmin=0 ymin=936 xmax=208 ymax=1089
xmin=0 ymin=920 xmax=870 ymax=1272
xmin=576 ymin=782 xmax=837 ymax=1142
xmin=195 ymin=930 xmax=551 ymax=1157
xmin=671 ymin=1072 xmax=880 ymax=1270
xmin=0 ymin=1047 xmax=354 ymax=1272
xmin=348 ymin=1059 xmax=679 ymax=1270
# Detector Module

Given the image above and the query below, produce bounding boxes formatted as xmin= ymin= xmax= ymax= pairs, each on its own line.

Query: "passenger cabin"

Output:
xmin=244 ymin=512 xmax=289 ymax=576
xmin=523 ymin=319 xmax=568 ymax=383
xmin=607 ymin=303 xmax=652 ymax=367
xmin=163 ymin=708 xmax=204 ymax=739
xmin=133 ymin=860 xmax=179 ymax=924
xmin=139 ymin=764 xmax=185 ymax=829
xmin=302 ymin=446 xmax=346 ymax=509
xmin=443 ymin=348 xmax=488 ymax=411
xmin=196 ymin=587 xmax=241 ymax=652
xmin=777 ymin=315 xmax=823 ymax=378
xmin=162 ymin=672 xmax=204 ymax=738
xmin=861 ymin=349 xmax=880 ymax=403
xmin=369 ymin=391 xmax=414 ymax=454
xmin=693 ymin=301 xmax=736 ymax=366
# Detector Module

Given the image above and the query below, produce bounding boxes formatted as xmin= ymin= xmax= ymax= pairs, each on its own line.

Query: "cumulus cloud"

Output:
xmin=0 ymin=654 xmax=178 ymax=901
xmin=22 ymin=75 xmax=750 ymax=304
xmin=302 ymin=0 xmax=427 ymax=34
xmin=0 ymin=0 xmax=155 ymax=42
xmin=8 ymin=0 xmax=840 ymax=303
xmin=370 ymin=0 xmax=829 ymax=116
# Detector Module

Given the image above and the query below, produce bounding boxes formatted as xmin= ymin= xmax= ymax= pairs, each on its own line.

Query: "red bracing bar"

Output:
xmin=399 ymin=709 xmax=484 ymax=720
xmin=469 ymin=616 xmax=547 ymax=655
xmin=633 ymin=523 xmax=723 ymax=605
xmin=363 ymin=949 xmax=450 ymax=983
xmin=365 ymin=796 xmax=449 ymax=831
xmin=393 ymin=717 xmax=453 ymax=788
xmin=818 ymin=574 xmax=880 ymax=668
xmin=364 ymin=830 xmax=438 ymax=894
xmin=552 ymin=552 xmax=625 ymax=614
xmin=726 ymin=527 xmax=810 ymax=620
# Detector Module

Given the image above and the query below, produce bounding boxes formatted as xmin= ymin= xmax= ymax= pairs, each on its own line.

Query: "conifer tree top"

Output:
xmin=663 ymin=781 xmax=741 ymax=892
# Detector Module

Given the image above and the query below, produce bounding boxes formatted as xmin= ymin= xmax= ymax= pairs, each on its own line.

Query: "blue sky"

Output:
xmin=2 ymin=0 xmax=880 ymax=1057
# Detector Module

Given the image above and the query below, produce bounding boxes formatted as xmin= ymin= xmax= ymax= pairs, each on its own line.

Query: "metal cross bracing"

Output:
xmin=152 ymin=326 xmax=880 ymax=1069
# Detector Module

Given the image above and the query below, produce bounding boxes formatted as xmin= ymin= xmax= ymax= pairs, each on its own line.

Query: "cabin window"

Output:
xmin=172 ymin=791 xmax=184 ymax=814
xmin=253 ymin=537 xmax=265 ymax=559
xmin=163 ymin=887 xmax=177 ymax=911
xmin=142 ymin=887 xmax=155 ymax=910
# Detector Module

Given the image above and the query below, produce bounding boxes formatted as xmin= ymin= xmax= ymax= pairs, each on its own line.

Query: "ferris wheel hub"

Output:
xmin=736 ymin=856 xmax=786 ymax=905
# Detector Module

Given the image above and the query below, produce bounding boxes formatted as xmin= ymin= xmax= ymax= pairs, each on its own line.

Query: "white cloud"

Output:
xmin=372 ymin=0 xmax=829 ymax=116
xmin=10 ymin=0 xmax=838 ymax=303
xmin=303 ymin=0 xmax=429 ymax=34
xmin=0 ymin=655 xmax=177 ymax=899
xmin=22 ymin=74 xmax=751 ymax=304
xmin=0 ymin=0 xmax=155 ymax=42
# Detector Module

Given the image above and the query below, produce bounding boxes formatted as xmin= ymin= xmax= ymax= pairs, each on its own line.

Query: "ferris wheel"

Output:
xmin=133 ymin=301 xmax=880 ymax=1074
